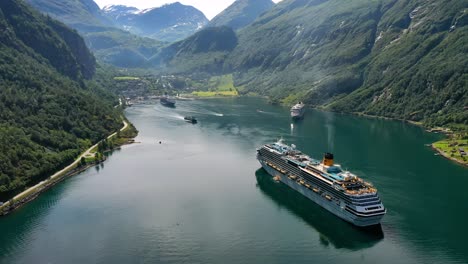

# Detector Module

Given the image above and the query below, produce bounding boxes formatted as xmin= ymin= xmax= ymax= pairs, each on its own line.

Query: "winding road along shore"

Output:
xmin=0 ymin=120 xmax=129 ymax=214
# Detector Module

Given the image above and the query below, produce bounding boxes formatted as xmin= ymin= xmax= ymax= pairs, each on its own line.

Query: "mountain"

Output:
xmin=153 ymin=26 xmax=238 ymax=72
xmin=25 ymin=0 xmax=165 ymax=68
xmin=159 ymin=0 xmax=467 ymax=127
xmin=0 ymin=0 xmax=121 ymax=199
xmin=25 ymin=0 xmax=112 ymax=31
xmin=208 ymin=0 xmax=274 ymax=30
xmin=85 ymin=29 xmax=165 ymax=68
xmin=103 ymin=2 xmax=209 ymax=42
xmin=101 ymin=5 xmax=137 ymax=25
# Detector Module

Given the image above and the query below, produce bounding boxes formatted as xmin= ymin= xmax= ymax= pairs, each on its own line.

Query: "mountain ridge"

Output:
xmin=102 ymin=2 xmax=209 ymax=42
xmin=25 ymin=0 xmax=113 ymax=31
xmin=25 ymin=0 xmax=167 ymax=68
xmin=208 ymin=0 xmax=274 ymax=30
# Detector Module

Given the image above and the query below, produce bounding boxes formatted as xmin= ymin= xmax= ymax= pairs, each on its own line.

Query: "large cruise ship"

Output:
xmin=291 ymin=102 xmax=305 ymax=119
xmin=257 ymin=140 xmax=386 ymax=227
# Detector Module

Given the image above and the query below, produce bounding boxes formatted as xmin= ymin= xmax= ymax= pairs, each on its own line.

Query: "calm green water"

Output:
xmin=0 ymin=97 xmax=467 ymax=264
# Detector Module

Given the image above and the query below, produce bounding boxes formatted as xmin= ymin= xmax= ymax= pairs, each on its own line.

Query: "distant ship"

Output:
xmin=160 ymin=96 xmax=176 ymax=107
xmin=257 ymin=139 xmax=386 ymax=227
xmin=291 ymin=102 xmax=305 ymax=119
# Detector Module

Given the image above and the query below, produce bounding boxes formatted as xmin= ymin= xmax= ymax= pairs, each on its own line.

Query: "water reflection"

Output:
xmin=324 ymin=111 xmax=335 ymax=152
xmin=290 ymin=118 xmax=304 ymax=136
xmin=0 ymin=179 xmax=70 ymax=260
xmin=255 ymin=169 xmax=383 ymax=250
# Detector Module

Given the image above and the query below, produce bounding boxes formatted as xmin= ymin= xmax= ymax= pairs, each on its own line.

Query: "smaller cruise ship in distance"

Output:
xmin=160 ymin=96 xmax=176 ymax=107
xmin=257 ymin=139 xmax=386 ymax=227
xmin=291 ymin=102 xmax=305 ymax=119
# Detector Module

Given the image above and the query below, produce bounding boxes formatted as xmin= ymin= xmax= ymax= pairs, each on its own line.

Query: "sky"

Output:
xmin=94 ymin=0 xmax=282 ymax=20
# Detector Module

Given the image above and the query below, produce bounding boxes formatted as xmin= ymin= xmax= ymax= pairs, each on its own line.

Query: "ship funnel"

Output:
xmin=323 ymin=153 xmax=334 ymax=166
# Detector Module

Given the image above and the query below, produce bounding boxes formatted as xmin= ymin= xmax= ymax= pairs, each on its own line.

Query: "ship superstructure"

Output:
xmin=256 ymin=139 xmax=386 ymax=227
xmin=291 ymin=102 xmax=305 ymax=119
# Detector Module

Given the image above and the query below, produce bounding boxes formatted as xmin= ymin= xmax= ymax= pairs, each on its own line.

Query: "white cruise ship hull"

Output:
xmin=258 ymin=159 xmax=385 ymax=227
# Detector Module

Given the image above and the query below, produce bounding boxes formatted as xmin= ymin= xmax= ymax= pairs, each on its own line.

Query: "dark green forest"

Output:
xmin=0 ymin=0 xmax=121 ymax=201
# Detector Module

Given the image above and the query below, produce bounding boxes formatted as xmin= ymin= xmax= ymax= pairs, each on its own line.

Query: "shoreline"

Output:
xmin=342 ymin=113 xmax=467 ymax=167
xmin=311 ymin=108 xmax=467 ymax=166
xmin=431 ymin=142 xmax=468 ymax=167
xmin=131 ymin=96 xmax=465 ymax=168
xmin=0 ymin=120 xmax=135 ymax=216
xmin=431 ymin=144 xmax=468 ymax=167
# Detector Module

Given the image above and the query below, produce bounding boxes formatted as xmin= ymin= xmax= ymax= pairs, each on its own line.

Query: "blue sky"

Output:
xmin=95 ymin=0 xmax=282 ymax=19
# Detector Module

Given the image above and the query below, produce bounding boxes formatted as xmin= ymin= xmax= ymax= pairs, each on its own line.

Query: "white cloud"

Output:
xmin=95 ymin=0 xmax=282 ymax=20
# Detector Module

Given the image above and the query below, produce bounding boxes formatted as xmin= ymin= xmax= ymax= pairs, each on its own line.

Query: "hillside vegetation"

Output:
xmin=23 ymin=0 xmax=466 ymax=127
xmin=190 ymin=75 xmax=240 ymax=97
xmin=159 ymin=0 xmax=467 ymax=127
xmin=85 ymin=29 xmax=165 ymax=68
xmin=26 ymin=0 xmax=166 ymax=68
xmin=153 ymin=26 xmax=238 ymax=73
xmin=0 ymin=0 xmax=121 ymax=200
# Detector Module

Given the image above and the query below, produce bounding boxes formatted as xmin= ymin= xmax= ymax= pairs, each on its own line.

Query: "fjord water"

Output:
xmin=0 ymin=97 xmax=466 ymax=264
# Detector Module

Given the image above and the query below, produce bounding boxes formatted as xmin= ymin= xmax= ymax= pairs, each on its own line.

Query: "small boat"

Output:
xmin=184 ymin=116 xmax=198 ymax=124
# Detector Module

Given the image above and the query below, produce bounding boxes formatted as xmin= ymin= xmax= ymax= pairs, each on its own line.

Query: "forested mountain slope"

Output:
xmin=161 ymin=0 xmax=467 ymax=126
xmin=152 ymin=26 xmax=238 ymax=73
xmin=25 ymin=0 xmax=165 ymax=68
xmin=0 ymin=0 xmax=121 ymax=200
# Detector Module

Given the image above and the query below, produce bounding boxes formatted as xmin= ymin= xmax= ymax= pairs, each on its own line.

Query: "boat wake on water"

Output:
xmin=257 ymin=110 xmax=278 ymax=115
xmin=165 ymin=113 xmax=185 ymax=120
xmin=181 ymin=108 xmax=224 ymax=117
